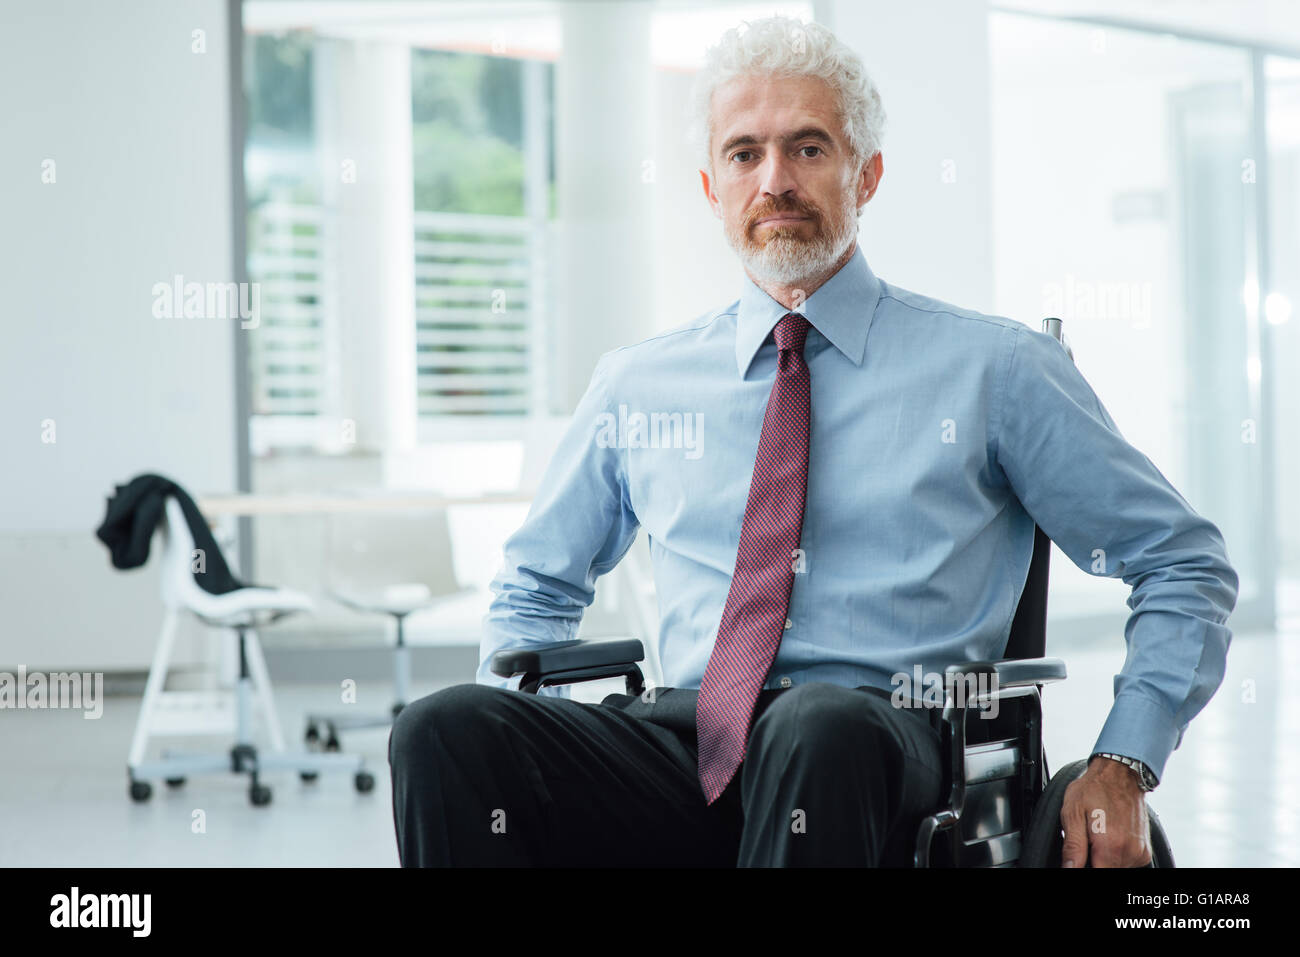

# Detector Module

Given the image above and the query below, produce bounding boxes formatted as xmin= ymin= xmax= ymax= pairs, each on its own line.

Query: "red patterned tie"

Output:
xmin=696 ymin=312 xmax=811 ymax=804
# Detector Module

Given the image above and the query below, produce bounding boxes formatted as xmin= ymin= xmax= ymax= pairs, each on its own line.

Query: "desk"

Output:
xmin=195 ymin=489 xmax=660 ymax=685
xmin=190 ymin=491 xmax=537 ymax=678
xmin=196 ymin=491 xmax=532 ymax=516
xmin=193 ymin=491 xmax=532 ymax=609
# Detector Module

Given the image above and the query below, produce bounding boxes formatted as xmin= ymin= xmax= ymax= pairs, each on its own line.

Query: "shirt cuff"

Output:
xmin=1089 ymin=692 xmax=1183 ymax=784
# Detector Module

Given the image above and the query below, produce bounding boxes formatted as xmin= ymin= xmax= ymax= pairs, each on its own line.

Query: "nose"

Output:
xmin=757 ymin=150 xmax=799 ymax=203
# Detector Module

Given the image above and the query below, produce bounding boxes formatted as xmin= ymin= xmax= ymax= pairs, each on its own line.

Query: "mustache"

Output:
xmin=749 ymin=202 xmax=818 ymax=226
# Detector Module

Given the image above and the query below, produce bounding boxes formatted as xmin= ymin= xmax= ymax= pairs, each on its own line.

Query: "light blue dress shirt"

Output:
xmin=480 ymin=243 xmax=1238 ymax=782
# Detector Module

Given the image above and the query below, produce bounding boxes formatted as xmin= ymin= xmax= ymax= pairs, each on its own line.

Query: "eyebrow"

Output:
xmin=718 ymin=126 xmax=835 ymax=159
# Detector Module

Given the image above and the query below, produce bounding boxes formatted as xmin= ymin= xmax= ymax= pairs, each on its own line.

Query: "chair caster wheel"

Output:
xmin=231 ymin=743 xmax=257 ymax=773
xmin=250 ymin=783 xmax=273 ymax=806
xmin=129 ymin=780 xmax=152 ymax=802
xmin=354 ymin=771 xmax=375 ymax=793
xmin=165 ymin=777 xmax=186 ymax=788
xmin=325 ymin=736 xmax=341 ymax=753
xmin=305 ymin=723 xmax=320 ymax=747
xmin=300 ymin=771 xmax=319 ymax=783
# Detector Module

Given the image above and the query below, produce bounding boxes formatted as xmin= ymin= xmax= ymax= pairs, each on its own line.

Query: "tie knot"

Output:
xmin=773 ymin=312 xmax=810 ymax=355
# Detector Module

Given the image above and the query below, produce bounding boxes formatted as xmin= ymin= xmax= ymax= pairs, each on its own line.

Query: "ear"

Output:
xmin=700 ymin=167 xmax=722 ymax=219
xmin=859 ymin=152 xmax=884 ymax=207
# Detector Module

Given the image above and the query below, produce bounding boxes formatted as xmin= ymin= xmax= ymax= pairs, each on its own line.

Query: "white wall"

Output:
xmin=651 ymin=65 xmax=745 ymax=332
xmin=553 ymin=0 xmax=658 ymax=411
xmin=824 ymin=0 xmax=995 ymax=310
xmin=0 ymin=0 xmax=238 ymax=670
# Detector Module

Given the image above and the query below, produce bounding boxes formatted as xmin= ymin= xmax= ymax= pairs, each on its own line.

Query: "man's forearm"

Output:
xmin=477 ymin=580 xmax=585 ymax=695
xmin=474 ymin=352 xmax=641 ymax=695
xmin=1090 ymin=543 xmax=1237 ymax=781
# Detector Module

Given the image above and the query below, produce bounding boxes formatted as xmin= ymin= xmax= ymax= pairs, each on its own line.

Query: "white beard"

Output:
xmin=728 ymin=191 xmax=862 ymax=287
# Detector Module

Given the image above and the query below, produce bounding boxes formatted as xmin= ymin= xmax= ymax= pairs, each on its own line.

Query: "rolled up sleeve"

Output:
xmin=991 ymin=323 xmax=1239 ymax=782
xmin=477 ymin=353 xmax=641 ymax=698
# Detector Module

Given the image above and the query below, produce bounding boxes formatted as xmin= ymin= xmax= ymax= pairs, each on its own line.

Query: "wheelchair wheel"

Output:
xmin=1021 ymin=758 xmax=1175 ymax=868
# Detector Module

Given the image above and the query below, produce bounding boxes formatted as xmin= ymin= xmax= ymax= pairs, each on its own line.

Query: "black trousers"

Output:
xmin=387 ymin=681 xmax=946 ymax=867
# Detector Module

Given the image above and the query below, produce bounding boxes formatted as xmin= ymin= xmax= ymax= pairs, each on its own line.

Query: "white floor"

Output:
xmin=0 ymin=680 xmax=413 ymax=867
xmin=2 ymin=627 xmax=1295 ymax=867
xmin=1038 ymin=625 xmax=1300 ymax=867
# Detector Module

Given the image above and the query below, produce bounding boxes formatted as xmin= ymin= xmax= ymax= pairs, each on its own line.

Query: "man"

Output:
xmin=388 ymin=15 xmax=1237 ymax=867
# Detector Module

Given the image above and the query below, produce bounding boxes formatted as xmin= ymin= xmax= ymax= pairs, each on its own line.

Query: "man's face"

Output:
xmin=701 ymin=73 xmax=882 ymax=287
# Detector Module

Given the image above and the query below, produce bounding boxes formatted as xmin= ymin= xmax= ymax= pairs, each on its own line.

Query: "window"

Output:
xmin=242 ymin=17 xmax=555 ymax=454
xmin=990 ymin=11 xmax=1298 ymax=632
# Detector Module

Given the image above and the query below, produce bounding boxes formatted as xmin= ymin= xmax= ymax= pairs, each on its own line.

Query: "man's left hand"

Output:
xmin=1060 ymin=755 xmax=1153 ymax=868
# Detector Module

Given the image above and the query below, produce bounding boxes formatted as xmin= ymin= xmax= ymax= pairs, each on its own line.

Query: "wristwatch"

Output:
xmin=1092 ymin=752 xmax=1158 ymax=792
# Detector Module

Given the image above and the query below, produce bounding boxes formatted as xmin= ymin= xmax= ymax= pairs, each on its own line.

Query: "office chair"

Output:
xmin=490 ymin=316 xmax=1177 ymax=868
xmin=302 ymin=509 xmax=473 ymax=757
xmin=127 ymin=495 xmax=376 ymax=806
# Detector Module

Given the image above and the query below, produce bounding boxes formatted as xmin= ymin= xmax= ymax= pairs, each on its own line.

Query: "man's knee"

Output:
xmin=749 ymin=682 xmax=886 ymax=759
xmin=388 ymin=684 xmax=523 ymax=866
xmin=389 ymin=683 xmax=513 ymax=767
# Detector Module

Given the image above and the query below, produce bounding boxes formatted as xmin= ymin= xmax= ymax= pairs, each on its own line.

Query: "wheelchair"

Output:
xmin=491 ymin=317 xmax=1176 ymax=868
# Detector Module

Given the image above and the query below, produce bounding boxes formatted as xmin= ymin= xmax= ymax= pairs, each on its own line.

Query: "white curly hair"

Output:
xmin=685 ymin=13 xmax=886 ymax=177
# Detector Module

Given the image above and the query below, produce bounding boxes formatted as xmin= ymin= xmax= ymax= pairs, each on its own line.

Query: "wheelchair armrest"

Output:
xmin=490 ymin=638 xmax=646 ymax=695
xmin=944 ymin=657 xmax=1067 ymax=690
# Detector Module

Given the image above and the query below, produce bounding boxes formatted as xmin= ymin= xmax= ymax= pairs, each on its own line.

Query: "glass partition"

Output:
xmin=990 ymin=13 xmax=1274 ymax=634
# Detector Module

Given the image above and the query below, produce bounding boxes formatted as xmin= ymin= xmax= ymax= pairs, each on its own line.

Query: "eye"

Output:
xmin=731 ymin=150 xmax=755 ymax=163
xmin=799 ymin=145 xmax=823 ymax=158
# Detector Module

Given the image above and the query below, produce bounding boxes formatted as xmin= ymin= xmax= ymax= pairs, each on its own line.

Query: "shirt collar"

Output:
xmin=734 ymin=242 xmax=882 ymax=378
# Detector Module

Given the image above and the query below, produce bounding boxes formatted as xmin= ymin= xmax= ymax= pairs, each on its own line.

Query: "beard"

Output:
xmin=725 ymin=187 xmax=861 ymax=287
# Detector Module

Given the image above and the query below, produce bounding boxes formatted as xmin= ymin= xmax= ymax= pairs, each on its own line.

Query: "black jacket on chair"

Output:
xmin=95 ymin=473 xmax=246 ymax=595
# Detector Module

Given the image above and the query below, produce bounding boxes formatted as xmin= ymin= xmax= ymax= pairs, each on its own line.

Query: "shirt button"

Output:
xmin=779 ymin=676 xmax=793 ymax=689
xmin=784 ymin=619 xmax=792 ymax=630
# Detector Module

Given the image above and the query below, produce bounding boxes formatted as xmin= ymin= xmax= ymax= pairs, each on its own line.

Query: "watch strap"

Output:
xmin=1092 ymin=752 xmax=1157 ymax=791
